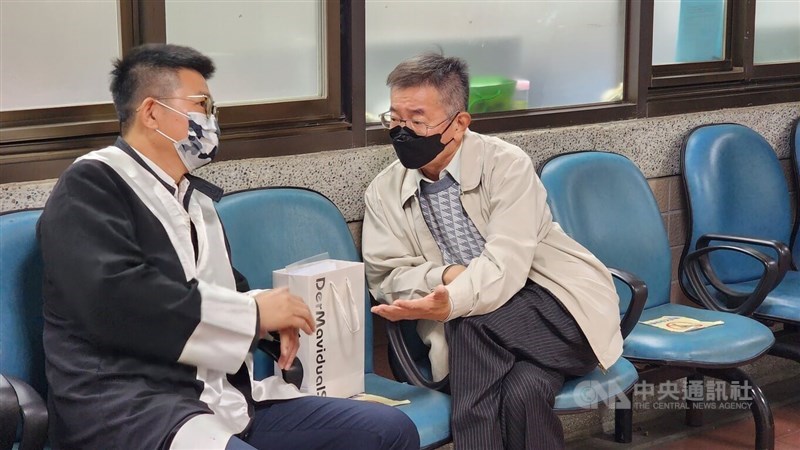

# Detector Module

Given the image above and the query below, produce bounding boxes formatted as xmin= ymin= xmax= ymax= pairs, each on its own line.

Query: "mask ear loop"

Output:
xmin=150 ymin=99 xmax=197 ymax=145
xmin=155 ymin=128 xmax=179 ymax=144
xmin=438 ymin=113 xmax=460 ymax=146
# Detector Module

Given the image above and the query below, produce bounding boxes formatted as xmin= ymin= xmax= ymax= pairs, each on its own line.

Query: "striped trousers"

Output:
xmin=445 ymin=281 xmax=598 ymax=450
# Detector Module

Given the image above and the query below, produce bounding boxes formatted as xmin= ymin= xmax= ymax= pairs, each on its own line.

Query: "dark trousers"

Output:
xmin=224 ymin=396 xmax=419 ymax=450
xmin=445 ymin=281 xmax=598 ymax=450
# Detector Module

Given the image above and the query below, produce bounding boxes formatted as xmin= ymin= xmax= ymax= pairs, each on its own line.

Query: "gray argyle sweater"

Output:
xmin=418 ymin=173 xmax=486 ymax=266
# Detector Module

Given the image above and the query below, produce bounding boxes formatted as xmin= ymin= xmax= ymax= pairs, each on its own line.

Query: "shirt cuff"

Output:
xmin=247 ymin=289 xmax=268 ymax=348
xmin=444 ymin=276 xmax=472 ymax=320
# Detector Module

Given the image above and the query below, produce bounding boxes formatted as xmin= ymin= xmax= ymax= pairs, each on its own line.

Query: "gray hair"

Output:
xmin=386 ymin=53 xmax=469 ymax=116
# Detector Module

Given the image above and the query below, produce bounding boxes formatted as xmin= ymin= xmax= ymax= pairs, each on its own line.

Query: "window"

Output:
xmin=365 ymin=1 xmax=626 ymax=121
xmin=649 ymin=0 xmax=800 ymax=90
xmin=0 ymin=1 xmax=123 ymax=147
xmin=650 ymin=0 xmax=738 ymax=83
xmin=0 ymin=1 xmax=121 ymax=111
xmin=165 ymin=0 xmax=342 ymax=129
xmin=1 ymin=0 xmax=345 ymax=182
xmin=652 ymin=0 xmax=727 ymax=65
xmin=754 ymin=0 xmax=800 ymax=64
xmin=167 ymin=1 xmax=325 ymax=104
xmin=1 ymin=0 xmax=798 ymax=183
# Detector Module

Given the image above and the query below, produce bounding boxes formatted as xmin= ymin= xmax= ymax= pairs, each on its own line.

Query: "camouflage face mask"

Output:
xmin=155 ymin=100 xmax=220 ymax=172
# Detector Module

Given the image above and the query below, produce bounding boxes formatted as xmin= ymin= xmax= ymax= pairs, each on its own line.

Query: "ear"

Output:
xmin=453 ymin=111 xmax=471 ymax=131
xmin=136 ymin=97 xmax=160 ymax=130
xmin=448 ymin=112 xmax=471 ymax=143
xmin=443 ymin=111 xmax=471 ymax=146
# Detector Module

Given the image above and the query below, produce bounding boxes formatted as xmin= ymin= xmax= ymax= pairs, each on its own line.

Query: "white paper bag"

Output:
xmin=273 ymin=259 xmax=365 ymax=398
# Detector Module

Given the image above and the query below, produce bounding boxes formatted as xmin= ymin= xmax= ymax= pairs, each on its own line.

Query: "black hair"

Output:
xmin=110 ymin=43 xmax=215 ymax=132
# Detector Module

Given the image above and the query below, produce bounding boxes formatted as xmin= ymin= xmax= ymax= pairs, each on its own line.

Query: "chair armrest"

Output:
xmin=257 ymin=339 xmax=304 ymax=390
xmin=385 ymin=320 xmax=450 ymax=393
xmin=609 ymin=268 xmax=648 ymax=339
xmin=697 ymin=234 xmax=793 ymax=283
xmin=0 ymin=375 xmax=20 ymax=450
xmin=684 ymin=235 xmax=789 ymax=315
xmin=1 ymin=375 xmax=47 ymax=450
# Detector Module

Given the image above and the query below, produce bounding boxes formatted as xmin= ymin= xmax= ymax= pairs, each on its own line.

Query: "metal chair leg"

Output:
xmin=698 ymin=367 xmax=774 ymax=450
xmin=686 ymin=374 xmax=704 ymax=427
xmin=614 ymin=391 xmax=633 ymax=443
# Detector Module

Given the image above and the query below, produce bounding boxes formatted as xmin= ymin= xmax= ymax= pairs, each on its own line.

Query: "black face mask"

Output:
xmin=389 ymin=116 xmax=457 ymax=169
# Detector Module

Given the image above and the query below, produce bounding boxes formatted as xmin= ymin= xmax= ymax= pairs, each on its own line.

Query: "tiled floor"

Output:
xmin=570 ymin=374 xmax=800 ymax=449
xmin=648 ymin=400 xmax=800 ymax=449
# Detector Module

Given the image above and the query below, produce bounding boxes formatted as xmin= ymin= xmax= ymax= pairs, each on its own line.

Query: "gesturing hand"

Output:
xmin=277 ymin=327 xmax=300 ymax=371
xmin=371 ymin=285 xmax=451 ymax=322
xmin=254 ymin=287 xmax=315 ymax=338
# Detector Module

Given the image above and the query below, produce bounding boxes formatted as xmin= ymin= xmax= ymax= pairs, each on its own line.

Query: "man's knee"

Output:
xmin=503 ymin=380 xmax=551 ymax=413
xmin=356 ymin=403 xmax=419 ymax=450
xmin=381 ymin=406 xmax=419 ymax=449
xmin=502 ymin=364 xmax=561 ymax=411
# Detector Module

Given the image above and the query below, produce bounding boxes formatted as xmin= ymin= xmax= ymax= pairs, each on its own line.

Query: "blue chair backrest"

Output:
xmin=0 ymin=210 xmax=47 ymax=398
xmin=215 ymin=188 xmax=374 ymax=379
xmin=682 ymin=124 xmax=792 ymax=283
xmin=791 ymin=119 xmax=800 ymax=267
xmin=539 ymin=151 xmax=672 ymax=310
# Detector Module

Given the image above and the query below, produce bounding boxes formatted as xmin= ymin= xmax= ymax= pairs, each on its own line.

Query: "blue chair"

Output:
xmin=791 ymin=118 xmax=800 ymax=268
xmin=539 ymin=151 xmax=777 ymax=449
xmin=0 ymin=210 xmax=48 ymax=450
xmin=680 ymin=123 xmax=800 ymax=363
xmin=215 ymin=188 xmax=452 ymax=450
xmin=0 ymin=208 xmax=303 ymax=450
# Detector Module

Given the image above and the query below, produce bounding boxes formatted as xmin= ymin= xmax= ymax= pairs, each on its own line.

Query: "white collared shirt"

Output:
xmin=414 ymin=142 xmax=464 ymax=191
xmin=130 ymin=146 xmax=191 ymax=204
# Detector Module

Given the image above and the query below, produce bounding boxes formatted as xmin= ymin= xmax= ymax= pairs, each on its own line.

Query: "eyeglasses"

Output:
xmin=379 ymin=111 xmax=457 ymax=137
xmin=156 ymin=94 xmax=217 ymax=118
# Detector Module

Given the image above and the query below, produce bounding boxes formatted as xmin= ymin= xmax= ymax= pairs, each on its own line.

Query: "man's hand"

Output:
xmin=277 ymin=327 xmax=300 ymax=370
xmin=371 ymin=285 xmax=451 ymax=322
xmin=254 ymin=287 xmax=315 ymax=338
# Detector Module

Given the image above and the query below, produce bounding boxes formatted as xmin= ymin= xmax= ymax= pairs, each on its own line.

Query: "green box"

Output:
xmin=468 ymin=76 xmax=517 ymax=114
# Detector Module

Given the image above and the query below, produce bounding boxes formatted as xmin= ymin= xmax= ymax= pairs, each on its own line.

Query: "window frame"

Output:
xmin=155 ymin=0 xmax=345 ymax=132
xmin=650 ymin=0 xmax=740 ymax=85
xmin=1 ymin=0 xmax=799 ymax=184
xmin=645 ymin=0 xmax=800 ymax=117
xmin=0 ymin=0 xmax=137 ymax=158
xmin=365 ymin=0 xmax=644 ymax=145
xmin=649 ymin=0 xmax=800 ymax=97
